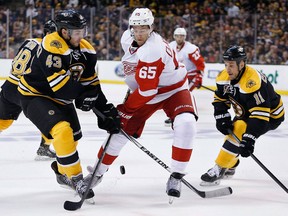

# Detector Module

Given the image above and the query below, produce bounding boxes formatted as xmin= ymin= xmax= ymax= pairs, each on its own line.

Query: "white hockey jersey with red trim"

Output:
xmin=169 ymin=41 xmax=205 ymax=73
xmin=120 ymin=30 xmax=188 ymax=112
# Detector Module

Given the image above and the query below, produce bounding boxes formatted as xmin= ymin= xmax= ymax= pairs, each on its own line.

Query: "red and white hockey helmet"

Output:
xmin=129 ymin=8 xmax=154 ymax=28
xmin=173 ymin=28 xmax=187 ymax=39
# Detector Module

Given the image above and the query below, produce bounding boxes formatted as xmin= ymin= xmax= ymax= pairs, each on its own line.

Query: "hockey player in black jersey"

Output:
xmin=0 ymin=19 xmax=57 ymax=160
xmin=18 ymin=9 xmax=120 ymax=199
xmin=200 ymin=45 xmax=285 ymax=186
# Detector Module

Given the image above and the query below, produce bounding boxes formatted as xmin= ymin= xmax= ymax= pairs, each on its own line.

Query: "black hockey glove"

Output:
xmin=97 ymin=103 xmax=120 ymax=134
xmin=75 ymin=89 xmax=98 ymax=111
xmin=215 ymin=112 xmax=233 ymax=135
xmin=239 ymin=133 xmax=256 ymax=157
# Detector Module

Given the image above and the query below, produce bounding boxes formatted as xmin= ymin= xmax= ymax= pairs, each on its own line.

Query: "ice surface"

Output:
xmin=1 ymin=82 xmax=288 ymax=216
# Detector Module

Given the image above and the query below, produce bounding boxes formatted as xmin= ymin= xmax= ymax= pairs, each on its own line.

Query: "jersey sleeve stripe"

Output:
xmin=138 ymin=88 xmax=158 ymax=97
xmin=50 ymin=75 xmax=70 ymax=92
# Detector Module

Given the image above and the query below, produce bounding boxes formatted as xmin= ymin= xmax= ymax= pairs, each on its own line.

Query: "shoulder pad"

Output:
xmin=80 ymin=39 xmax=96 ymax=54
xmin=185 ymin=42 xmax=198 ymax=50
xmin=216 ymin=69 xmax=230 ymax=85
xmin=239 ymin=66 xmax=261 ymax=94
xmin=42 ymin=32 xmax=70 ymax=55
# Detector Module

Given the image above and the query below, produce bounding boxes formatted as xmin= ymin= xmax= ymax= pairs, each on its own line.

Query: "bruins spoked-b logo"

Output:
xmin=246 ymin=79 xmax=256 ymax=88
xmin=68 ymin=63 xmax=85 ymax=81
xmin=50 ymin=40 xmax=62 ymax=48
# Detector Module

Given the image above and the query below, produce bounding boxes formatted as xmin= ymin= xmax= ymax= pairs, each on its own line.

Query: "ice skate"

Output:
xmin=84 ymin=173 xmax=103 ymax=189
xmin=71 ymin=174 xmax=95 ymax=200
xmin=51 ymin=161 xmax=73 ymax=190
xmin=164 ymin=118 xmax=172 ymax=127
xmin=35 ymin=138 xmax=56 ymax=161
xmin=223 ymin=160 xmax=240 ymax=179
xmin=166 ymin=172 xmax=185 ymax=204
xmin=200 ymin=164 xmax=227 ymax=186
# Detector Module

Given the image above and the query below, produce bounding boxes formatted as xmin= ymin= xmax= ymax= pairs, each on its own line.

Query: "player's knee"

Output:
xmin=0 ymin=119 xmax=14 ymax=131
xmin=173 ymin=113 xmax=196 ymax=149
xmin=50 ymin=121 xmax=75 ymax=151
xmin=174 ymin=112 xmax=196 ymax=136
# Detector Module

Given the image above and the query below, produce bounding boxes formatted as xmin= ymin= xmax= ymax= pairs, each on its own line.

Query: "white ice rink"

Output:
xmin=1 ymin=82 xmax=288 ymax=216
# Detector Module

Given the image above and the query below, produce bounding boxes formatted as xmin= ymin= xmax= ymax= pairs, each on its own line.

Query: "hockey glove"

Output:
xmin=188 ymin=70 xmax=203 ymax=91
xmin=97 ymin=103 xmax=120 ymax=134
xmin=75 ymin=89 xmax=98 ymax=111
xmin=117 ymin=104 xmax=133 ymax=129
xmin=239 ymin=133 xmax=256 ymax=157
xmin=215 ymin=112 xmax=233 ymax=135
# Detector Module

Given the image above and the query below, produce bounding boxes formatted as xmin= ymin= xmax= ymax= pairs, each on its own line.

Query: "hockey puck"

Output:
xmin=120 ymin=165 xmax=126 ymax=175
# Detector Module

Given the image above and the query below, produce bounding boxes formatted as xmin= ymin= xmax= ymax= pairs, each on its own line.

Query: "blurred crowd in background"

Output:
xmin=0 ymin=0 xmax=287 ymax=64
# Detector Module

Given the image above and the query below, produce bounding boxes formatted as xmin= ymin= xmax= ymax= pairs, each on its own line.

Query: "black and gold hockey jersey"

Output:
xmin=4 ymin=38 xmax=42 ymax=86
xmin=18 ymin=32 xmax=100 ymax=105
xmin=0 ymin=38 xmax=42 ymax=107
xmin=213 ymin=65 xmax=285 ymax=138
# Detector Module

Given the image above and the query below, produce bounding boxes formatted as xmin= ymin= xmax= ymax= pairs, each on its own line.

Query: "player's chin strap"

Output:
xmin=228 ymin=129 xmax=288 ymax=193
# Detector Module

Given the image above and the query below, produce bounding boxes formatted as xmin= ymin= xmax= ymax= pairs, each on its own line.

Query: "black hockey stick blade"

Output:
xmin=64 ymin=200 xmax=83 ymax=211
xmin=63 ymin=126 xmax=114 ymax=211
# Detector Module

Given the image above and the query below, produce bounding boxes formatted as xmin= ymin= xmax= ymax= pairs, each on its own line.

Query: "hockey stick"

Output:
xmin=64 ymin=132 xmax=114 ymax=211
xmin=119 ymin=129 xmax=232 ymax=198
xmin=228 ymin=129 xmax=288 ymax=193
xmin=123 ymin=88 xmax=131 ymax=103
xmin=202 ymin=82 xmax=288 ymax=193
xmin=92 ymin=107 xmax=232 ymax=198
xmin=189 ymin=80 xmax=216 ymax=92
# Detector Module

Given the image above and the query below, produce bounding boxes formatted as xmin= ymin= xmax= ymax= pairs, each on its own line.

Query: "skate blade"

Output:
xmin=34 ymin=155 xmax=56 ymax=161
xmin=223 ymin=175 xmax=234 ymax=180
xmin=200 ymin=180 xmax=220 ymax=186
xmin=85 ymin=197 xmax=95 ymax=205
xmin=164 ymin=123 xmax=172 ymax=127
xmin=168 ymin=196 xmax=174 ymax=204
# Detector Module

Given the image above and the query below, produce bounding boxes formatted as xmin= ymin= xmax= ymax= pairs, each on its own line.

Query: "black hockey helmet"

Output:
xmin=55 ymin=9 xmax=87 ymax=30
xmin=223 ymin=45 xmax=247 ymax=63
xmin=43 ymin=19 xmax=57 ymax=36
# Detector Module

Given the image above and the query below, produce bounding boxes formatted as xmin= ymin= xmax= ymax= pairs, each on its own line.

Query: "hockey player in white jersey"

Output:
xmin=165 ymin=27 xmax=205 ymax=125
xmin=87 ymin=8 xmax=198 ymax=202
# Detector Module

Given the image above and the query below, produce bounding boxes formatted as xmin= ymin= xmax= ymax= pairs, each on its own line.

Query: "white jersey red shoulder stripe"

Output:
xmin=169 ymin=40 xmax=205 ymax=73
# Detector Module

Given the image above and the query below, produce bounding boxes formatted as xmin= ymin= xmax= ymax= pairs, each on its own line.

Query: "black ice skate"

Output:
xmin=51 ymin=161 xmax=73 ymax=190
xmin=166 ymin=172 xmax=185 ymax=204
xmin=223 ymin=160 xmax=240 ymax=179
xmin=200 ymin=164 xmax=227 ymax=186
xmin=71 ymin=174 xmax=95 ymax=200
xmin=201 ymin=160 xmax=240 ymax=186
xmin=164 ymin=118 xmax=172 ymax=126
xmin=35 ymin=138 xmax=56 ymax=161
